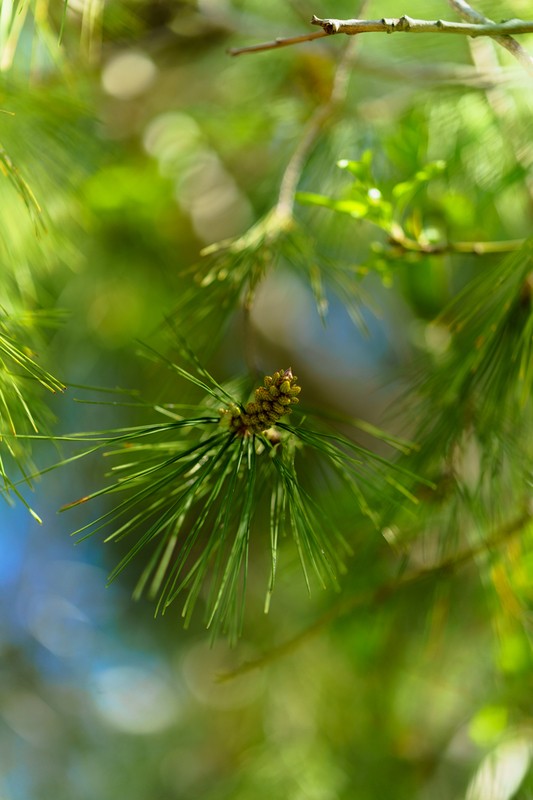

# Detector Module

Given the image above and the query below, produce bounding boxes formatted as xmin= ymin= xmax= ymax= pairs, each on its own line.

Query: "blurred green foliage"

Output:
xmin=2 ymin=1 xmax=533 ymax=799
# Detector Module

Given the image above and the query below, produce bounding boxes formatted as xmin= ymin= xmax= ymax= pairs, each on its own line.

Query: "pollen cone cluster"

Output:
xmin=221 ymin=368 xmax=301 ymax=435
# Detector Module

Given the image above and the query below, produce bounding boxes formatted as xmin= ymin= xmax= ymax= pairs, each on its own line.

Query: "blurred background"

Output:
xmin=1 ymin=0 xmax=533 ymax=798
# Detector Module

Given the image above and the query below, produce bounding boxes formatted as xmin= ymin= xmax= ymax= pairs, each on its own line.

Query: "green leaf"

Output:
xmin=296 ymin=191 xmax=369 ymax=218
xmin=337 ymin=150 xmax=374 ymax=181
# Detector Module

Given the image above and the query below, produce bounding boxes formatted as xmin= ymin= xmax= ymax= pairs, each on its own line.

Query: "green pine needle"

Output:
xmin=174 ymin=208 xmax=369 ymax=353
xmin=0 ymin=312 xmax=65 ymax=504
xmin=380 ymin=240 xmax=533 ymax=546
xmin=0 ymin=144 xmax=43 ymax=231
xmin=46 ymin=358 xmax=419 ymax=640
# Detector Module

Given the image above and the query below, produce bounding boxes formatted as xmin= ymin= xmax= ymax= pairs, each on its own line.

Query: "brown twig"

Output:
xmin=231 ymin=14 xmax=533 ymax=63
xmin=229 ymin=29 xmax=327 ymax=56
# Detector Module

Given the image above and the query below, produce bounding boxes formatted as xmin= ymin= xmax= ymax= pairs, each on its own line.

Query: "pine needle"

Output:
xmin=49 ymin=360 xmax=420 ymax=639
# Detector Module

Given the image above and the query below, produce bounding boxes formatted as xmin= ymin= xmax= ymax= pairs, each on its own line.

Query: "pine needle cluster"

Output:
xmin=176 ymin=208 xmax=368 ymax=353
xmin=381 ymin=240 xmax=533 ymax=546
xmin=0 ymin=310 xmax=65 ymax=519
xmin=49 ymin=355 xmax=416 ymax=640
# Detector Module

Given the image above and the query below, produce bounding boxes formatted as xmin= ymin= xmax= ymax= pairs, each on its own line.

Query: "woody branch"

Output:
xmin=230 ymin=15 xmax=533 ymax=57
xmin=310 ymin=15 xmax=533 ymax=37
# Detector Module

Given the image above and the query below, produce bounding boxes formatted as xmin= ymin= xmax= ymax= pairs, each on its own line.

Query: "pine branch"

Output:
xmin=28 ymin=357 xmax=423 ymax=641
xmin=231 ymin=15 xmax=533 ymax=62
xmin=185 ymin=4 xmax=372 ymax=355
xmin=239 ymin=35 xmax=361 ymax=363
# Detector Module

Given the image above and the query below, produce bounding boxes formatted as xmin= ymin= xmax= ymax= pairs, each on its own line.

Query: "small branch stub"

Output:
xmin=220 ymin=369 xmax=301 ymax=436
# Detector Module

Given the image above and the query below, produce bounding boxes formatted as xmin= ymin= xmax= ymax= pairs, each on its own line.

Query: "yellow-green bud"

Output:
xmin=219 ymin=367 xmax=301 ymax=436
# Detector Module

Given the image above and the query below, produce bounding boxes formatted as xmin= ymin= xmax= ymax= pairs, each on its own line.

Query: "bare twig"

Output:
xmin=311 ymin=15 xmax=533 ymax=38
xmin=230 ymin=29 xmax=327 ymax=56
xmin=231 ymin=15 xmax=533 ymax=59
xmin=220 ymin=509 xmax=532 ymax=680
xmin=447 ymin=0 xmax=533 ymax=78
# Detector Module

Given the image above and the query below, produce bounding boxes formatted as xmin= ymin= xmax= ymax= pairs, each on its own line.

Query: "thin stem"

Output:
xmin=387 ymin=231 xmax=525 ymax=256
xmin=232 ymin=15 xmax=533 ymax=63
xmin=220 ymin=509 xmax=531 ymax=680
xmin=230 ymin=29 xmax=327 ymax=57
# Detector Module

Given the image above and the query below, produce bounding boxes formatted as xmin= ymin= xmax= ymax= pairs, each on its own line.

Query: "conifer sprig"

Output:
xmin=380 ymin=241 xmax=533 ymax=544
xmin=0 ymin=144 xmax=43 ymax=231
xmin=42 ymin=358 xmax=418 ymax=640
xmin=414 ymin=241 xmax=533 ymax=453
xmin=0 ymin=311 xmax=65 ymax=514
xmin=176 ymin=209 xmax=368 ymax=353
xmin=0 ymin=312 xmax=65 ymax=429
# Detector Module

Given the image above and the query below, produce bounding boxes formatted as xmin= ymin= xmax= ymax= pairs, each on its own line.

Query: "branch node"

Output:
xmin=311 ymin=16 xmax=341 ymax=35
xmin=398 ymin=16 xmax=413 ymax=31
xmin=380 ymin=18 xmax=390 ymax=33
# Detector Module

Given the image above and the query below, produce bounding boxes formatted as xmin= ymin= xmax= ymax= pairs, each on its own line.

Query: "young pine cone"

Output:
xmin=221 ymin=368 xmax=301 ymax=435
